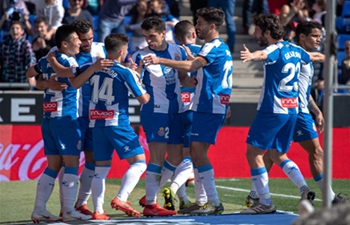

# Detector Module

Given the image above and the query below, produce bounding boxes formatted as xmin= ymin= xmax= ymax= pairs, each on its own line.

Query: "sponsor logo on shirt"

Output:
xmin=164 ymin=67 xmax=176 ymax=85
xmin=181 ymin=92 xmax=191 ymax=103
xmin=43 ymin=102 xmax=58 ymax=112
xmin=220 ymin=94 xmax=230 ymax=105
xmin=89 ymin=109 xmax=115 ymax=120
xmin=281 ymin=98 xmax=298 ymax=108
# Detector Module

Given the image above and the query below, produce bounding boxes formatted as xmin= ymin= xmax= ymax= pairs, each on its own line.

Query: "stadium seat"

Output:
xmin=28 ymin=14 xmax=36 ymax=27
xmin=92 ymin=15 xmax=99 ymax=42
xmin=124 ymin=16 xmax=133 ymax=38
xmin=337 ymin=51 xmax=347 ymax=68
xmin=0 ymin=30 xmax=3 ymax=42
xmin=337 ymin=34 xmax=350 ymax=51
xmin=336 ymin=17 xmax=350 ymax=34
xmin=342 ymin=1 xmax=350 ymax=18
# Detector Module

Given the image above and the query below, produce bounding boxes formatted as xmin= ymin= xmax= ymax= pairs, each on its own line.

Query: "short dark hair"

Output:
xmin=71 ymin=19 xmax=93 ymax=34
xmin=196 ymin=7 xmax=225 ymax=30
xmin=174 ymin=20 xmax=194 ymax=41
xmin=10 ymin=20 xmax=24 ymax=29
xmin=55 ymin=24 xmax=77 ymax=48
xmin=34 ymin=16 xmax=48 ymax=25
xmin=141 ymin=16 xmax=166 ymax=33
xmin=252 ymin=14 xmax=284 ymax=40
xmin=104 ymin=33 xmax=130 ymax=53
xmin=295 ymin=21 xmax=322 ymax=43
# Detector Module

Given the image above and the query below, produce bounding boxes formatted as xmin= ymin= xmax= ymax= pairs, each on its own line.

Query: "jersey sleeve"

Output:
xmin=132 ymin=52 xmax=145 ymax=79
xmin=122 ymin=68 xmax=146 ymax=98
xmin=300 ymin=48 xmax=311 ymax=65
xmin=179 ymin=46 xmax=187 ymax=60
xmin=57 ymin=56 xmax=79 ymax=76
xmin=34 ymin=57 xmax=46 ymax=73
xmin=197 ymin=42 xmax=216 ymax=64
xmin=263 ymin=45 xmax=279 ymax=64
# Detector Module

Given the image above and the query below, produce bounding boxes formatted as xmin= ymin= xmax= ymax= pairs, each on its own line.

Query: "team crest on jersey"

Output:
xmin=174 ymin=53 xmax=180 ymax=60
xmin=158 ymin=127 xmax=165 ymax=136
xmin=77 ymin=140 xmax=82 ymax=150
xmin=164 ymin=66 xmax=172 ymax=74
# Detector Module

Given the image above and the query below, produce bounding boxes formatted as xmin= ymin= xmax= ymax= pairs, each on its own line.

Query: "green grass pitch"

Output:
xmin=0 ymin=178 xmax=349 ymax=224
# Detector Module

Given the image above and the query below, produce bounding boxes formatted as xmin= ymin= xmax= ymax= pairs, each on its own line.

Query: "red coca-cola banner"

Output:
xmin=0 ymin=125 xmax=349 ymax=182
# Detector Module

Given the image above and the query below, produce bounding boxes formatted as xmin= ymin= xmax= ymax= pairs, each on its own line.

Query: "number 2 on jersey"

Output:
xmin=222 ymin=60 xmax=233 ymax=88
xmin=279 ymin=62 xmax=300 ymax=92
xmin=91 ymin=76 xmax=115 ymax=105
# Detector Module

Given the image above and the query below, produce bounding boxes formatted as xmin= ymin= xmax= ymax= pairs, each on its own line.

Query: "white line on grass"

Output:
xmin=216 ymin=185 xmax=322 ymax=201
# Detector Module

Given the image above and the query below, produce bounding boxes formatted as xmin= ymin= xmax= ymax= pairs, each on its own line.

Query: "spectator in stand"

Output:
xmin=311 ymin=0 xmax=326 ymax=24
xmin=189 ymin=0 xmax=206 ymax=25
xmin=207 ymin=0 xmax=235 ymax=53
xmin=280 ymin=0 xmax=310 ymax=42
xmin=0 ymin=21 xmax=36 ymax=87
xmin=31 ymin=17 xmax=55 ymax=60
xmin=62 ymin=0 xmax=93 ymax=25
xmin=166 ymin=0 xmax=179 ymax=18
xmin=336 ymin=0 xmax=347 ymax=17
xmin=98 ymin=0 xmax=138 ymax=42
xmin=29 ymin=0 xmax=65 ymax=42
xmin=83 ymin=0 xmax=104 ymax=15
xmin=341 ymin=40 xmax=350 ymax=86
xmin=148 ymin=0 xmax=178 ymax=43
xmin=267 ymin=0 xmax=287 ymax=15
xmin=242 ymin=0 xmax=269 ymax=35
xmin=0 ymin=0 xmax=32 ymax=37
xmin=125 ymin=0 xmax=150 ymax=53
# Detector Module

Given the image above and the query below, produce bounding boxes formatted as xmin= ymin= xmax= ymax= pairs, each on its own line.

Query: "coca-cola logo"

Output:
xmin=0 ymin=141 xmax=86 ymax=182
xmin=90 ymin=109 xmax=115 ymax=120
xmin=0 ymin=141 xmax=46 ymax=181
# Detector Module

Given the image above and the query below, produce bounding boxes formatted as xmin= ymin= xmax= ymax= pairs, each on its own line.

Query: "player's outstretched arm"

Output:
xmin=136 ymin=93 xmax=150 ymax=105
xmin=36 ymin=74 xmax=68 ymax=91
xmin=309 ymin=52 xmax=325 ymax=63
xmin=142 ymin=55 xmax=204 ymax=73
xmin=69 ymin=58 xmax=113 ymax=89
xmin=26 ymin=65 xmax=39 ymax=78
xmin=46 ymin=52 xmax=76 ymax=78
xmin=240 ymin=44 xmax=267 ymax=63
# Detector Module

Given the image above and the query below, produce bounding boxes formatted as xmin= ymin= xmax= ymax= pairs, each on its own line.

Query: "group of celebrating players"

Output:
xmin=26 ymin=5 xmax=348 ymax=223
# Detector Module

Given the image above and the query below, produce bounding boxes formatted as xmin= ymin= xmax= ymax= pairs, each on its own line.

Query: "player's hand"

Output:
xmin=182 ymin=44 xmax=195 ymax=60
xmin=142 ymin=55 xmax=159 ymax=66
xmin=315 ymin=113 xmax=324 ymax=133
xmin=240 ymin=44 xmax=253 ymax=63
xmin=46 ymin=51 xmax=56 ymax=63
xmin=127 ymin=55 xmax=138 ymax=70
xmin=46 ymin=75 xmax=68 ymax=91
xmin=226 ymin=107 xmax=231 ymax=119
xmin=93 ymin=58 xmax=113 ymax=71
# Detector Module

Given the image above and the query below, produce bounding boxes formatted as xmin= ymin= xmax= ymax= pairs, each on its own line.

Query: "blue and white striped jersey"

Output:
xmin=75 ymin=42 xmax=107 ymax=120
xmin=132 ymin=43 xmax=187 ymax=114
xmin=181 ymin=43 xmax=201 ymax=111
xmin=89 ymin=62 xmax=146 ymax=127
xmin=191 ymin=38 xmax=233 ymax=114
xmin=298 ymin=62 xmax=314 ymax=114
xmin=35 ymin=52 xmax=79 ymax=119
xmin=257 ymin=41 xmax=311 ymax=114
